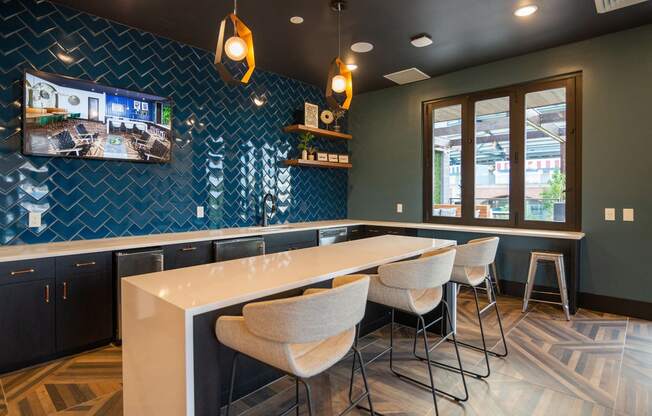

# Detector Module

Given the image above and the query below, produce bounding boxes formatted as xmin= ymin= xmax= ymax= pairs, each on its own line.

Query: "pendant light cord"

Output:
xmin=233 ymin=0 xmax=238 ymax=34
xmin=337 ymin=3 xmax=341 ymax=58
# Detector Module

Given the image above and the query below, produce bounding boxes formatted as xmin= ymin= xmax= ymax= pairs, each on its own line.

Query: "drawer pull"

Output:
xmin=11 ymin=268 xmax=35 ymax=276
xmin=45 ymin=284 xmax=50 ymax=303
xmin=181 ymin=247 xmax=197 ymax=252
xmin=75 ymin=261 xmax=96 ymax=268
xmin=63 ymin=282 xmax=68 ymax=300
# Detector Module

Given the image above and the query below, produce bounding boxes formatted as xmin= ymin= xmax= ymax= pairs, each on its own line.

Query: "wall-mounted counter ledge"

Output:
xmin=0 ymin=219 xmax=585 ymax=263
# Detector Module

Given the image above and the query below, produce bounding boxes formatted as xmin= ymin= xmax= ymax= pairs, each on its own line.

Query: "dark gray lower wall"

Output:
xmin=348 ymin=25 xmax=652 ymax=303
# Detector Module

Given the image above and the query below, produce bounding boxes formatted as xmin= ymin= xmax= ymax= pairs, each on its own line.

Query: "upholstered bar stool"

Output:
xmin=216 ymin=275 xmax=375 ymax=416
xmin=447 ymin=236 xmax=508 ymax=379
xmin=351 ymin=248 xmax=468 ymax=416
xmin=522 ymin=251 xmax=570 ymax=320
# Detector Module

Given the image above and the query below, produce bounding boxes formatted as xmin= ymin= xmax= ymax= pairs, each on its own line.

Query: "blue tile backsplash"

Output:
xmin=0 ymin=0 xmax=348 ymax=245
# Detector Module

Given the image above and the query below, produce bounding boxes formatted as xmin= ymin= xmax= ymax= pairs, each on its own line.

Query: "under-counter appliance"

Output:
xmin=214 ymin=237 xmax=265 ymax=262
xmin=114 ymin=248 xmax=164 ymax=341
xmin=319 ymin=227 xmax=348 ymax=246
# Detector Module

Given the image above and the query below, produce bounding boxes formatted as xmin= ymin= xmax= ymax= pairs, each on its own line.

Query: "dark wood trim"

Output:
xmin=422 ymin=72 xmax=582 ymax=232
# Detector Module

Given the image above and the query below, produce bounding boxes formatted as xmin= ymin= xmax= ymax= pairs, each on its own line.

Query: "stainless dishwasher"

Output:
xmin=319 ymin=227 xmax=348 ymax=245
xmin=114 ymin=248 xmax=164 ymax=342
xmin=214 ymin=237 xmax=265 ymax=262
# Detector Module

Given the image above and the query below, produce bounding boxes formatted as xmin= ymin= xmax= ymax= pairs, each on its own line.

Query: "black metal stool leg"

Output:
xmin=411 ymin=301 xmax=470 ymax=401
xmin=298 ymin=378 xmax=314 ymax=416
xmin=225 ymin=352 xmax=240 ymax=416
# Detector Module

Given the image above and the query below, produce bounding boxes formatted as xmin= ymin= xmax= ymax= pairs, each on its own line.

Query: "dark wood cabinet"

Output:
xmin=347 ymin=225 xmax=366 ymax=240
xmin=163 ymin=241 xmax=213 ymax=270
xmin=0 ymin=279 xmax=55 ymax=373
xmin=55 ymin=253 xmax=113 ymax=353
xmin=264 ymin=230 xmax=318 ymax=254
xmin=55 ymin=264 xmax=113 ymax=352
xmin=365 ymin=225 xmax=418 ymax=237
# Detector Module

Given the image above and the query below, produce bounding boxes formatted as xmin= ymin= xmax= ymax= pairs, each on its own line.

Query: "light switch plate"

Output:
xmin=28 ymin=212 xmax=41 ymax=228
xmin=623 ymin=208 xmax=634 ymax=222
xmin=196 ymin=206 xmax=205 ymax=218
xmin=396 ymin=203 xmax=403 ymax=214
xmin=605 ymin=208 xmax=615 ymax=221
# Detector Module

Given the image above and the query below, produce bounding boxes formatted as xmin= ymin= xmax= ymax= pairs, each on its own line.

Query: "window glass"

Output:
xmin=431 ymin=104 xmax=463 ymax=217
xmin=474 ymin=96 xmax=510 ymax=220
xmin=524 ymin=87 xmax=567 ymax=222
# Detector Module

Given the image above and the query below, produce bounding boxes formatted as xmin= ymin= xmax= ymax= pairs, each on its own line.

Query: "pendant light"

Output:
xmin=325 ymin=0 xmax=353 ymax=110
xmin=215 ymin=0 xmax=255 ymax=84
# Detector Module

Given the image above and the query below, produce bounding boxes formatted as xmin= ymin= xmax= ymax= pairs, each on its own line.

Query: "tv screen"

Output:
xmin=22 ymin=69 xmax=173 ymax=163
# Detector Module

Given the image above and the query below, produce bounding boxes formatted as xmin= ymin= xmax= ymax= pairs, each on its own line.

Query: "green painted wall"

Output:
xmin=348 ymin=25 xmax=652 ymax=303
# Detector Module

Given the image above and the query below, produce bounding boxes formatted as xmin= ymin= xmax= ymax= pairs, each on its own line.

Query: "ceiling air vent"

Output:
xmin=383 ymin=68 xmax=431 ymax=85
xmin=595 ymin=0 xmax=648 ymax=13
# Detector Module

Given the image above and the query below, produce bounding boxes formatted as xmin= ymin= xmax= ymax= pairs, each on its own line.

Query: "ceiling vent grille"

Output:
xmin=595 ymin=0 xmax=648 ymax=13
xmin=383 ymin=68 xmax=430 ymax=85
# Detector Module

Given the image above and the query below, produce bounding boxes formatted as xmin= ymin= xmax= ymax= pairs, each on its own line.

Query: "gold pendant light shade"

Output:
xmin=326 ymin=58 xmax=352 ymax=110
xmin=325 ymin=0 xmax=353 ymax=110
xmin=215 ymin=5 xmax=255 ymax=84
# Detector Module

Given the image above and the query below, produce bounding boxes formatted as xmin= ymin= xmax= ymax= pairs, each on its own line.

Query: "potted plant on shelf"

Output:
xmin=297 ymin=132 xmax=315 ymax=160
xmin=307 ymin=146 xmax=317 ymax=161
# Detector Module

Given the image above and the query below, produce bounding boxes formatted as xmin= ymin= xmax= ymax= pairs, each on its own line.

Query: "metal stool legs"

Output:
xmin=445 ymin=277 xmax=508 ymax=379
xmin=350 ymin=305 xmax=469 ymax=416
xmin=225 ymin=348 xmax=373 ymax=416
xmin=522 ymin=252 xmax=570 ymax=321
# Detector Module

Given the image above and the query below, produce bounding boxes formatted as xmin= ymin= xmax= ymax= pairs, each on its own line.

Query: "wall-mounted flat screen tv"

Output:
xmin=23 ymin=69 xmax=173 ymax=163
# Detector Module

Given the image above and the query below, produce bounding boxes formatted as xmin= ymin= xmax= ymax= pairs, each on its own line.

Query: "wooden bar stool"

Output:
xmin=522 ymin=251 xmax=570 ymax=320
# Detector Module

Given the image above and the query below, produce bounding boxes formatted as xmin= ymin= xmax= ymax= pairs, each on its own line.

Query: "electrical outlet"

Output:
xmin=196 ymin=206 xmax=205 ymax=218
xmin=396 ymin=203 xmax=403 ymax=214
xmin=623 ymin=208 xmax=634 ymax=222
xmin=28 ymin=212 xmax=41 ymax=228
xmin=605 ymin=208 xmax=615 ymax=221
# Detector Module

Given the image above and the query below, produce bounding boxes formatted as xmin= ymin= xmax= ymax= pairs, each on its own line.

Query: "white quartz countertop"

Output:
xmin=0 ymin=219 xmax=585 ymax=263
xmin=123 ymin=235 xmax=455 ymax=315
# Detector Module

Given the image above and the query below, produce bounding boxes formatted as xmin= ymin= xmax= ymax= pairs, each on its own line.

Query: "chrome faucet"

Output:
xmin=262 ymin=193 xmax=276 ymax=227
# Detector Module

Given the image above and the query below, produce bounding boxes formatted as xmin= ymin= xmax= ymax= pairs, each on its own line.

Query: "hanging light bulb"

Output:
xmin=325 ymin=1 xmax=353 ymax=110
xmin=225 ymin=36 xmax=248 ymax=61
xmin=214 ymin=0 xmax=255 ymax=84
xmin=331 ymin=74 xmax=347 ymax=93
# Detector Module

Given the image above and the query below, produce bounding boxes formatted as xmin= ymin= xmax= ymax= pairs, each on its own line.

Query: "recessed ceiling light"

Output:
xmin=290 ymin=16 xmax=304 ymax=24
xmin=351 ymin=42 xmax=374 ymax=53
xmin=410 ymin=34 xmax=433 ymax=48
xmin=346 ymin=63 xmax=358 ymax=71
xmin=514 ymin=4 xmax=538 ymax=17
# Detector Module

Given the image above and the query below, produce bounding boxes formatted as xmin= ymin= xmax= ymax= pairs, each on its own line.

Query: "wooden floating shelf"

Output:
xmin=284 ymin=159 xmax=352 ymax=169
xmin=282 ymin=124 xmax=352 ymax=140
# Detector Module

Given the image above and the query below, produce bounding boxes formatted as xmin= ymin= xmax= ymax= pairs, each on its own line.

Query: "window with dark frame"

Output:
xmin=423 ymin=73 xmax=581 ymax=231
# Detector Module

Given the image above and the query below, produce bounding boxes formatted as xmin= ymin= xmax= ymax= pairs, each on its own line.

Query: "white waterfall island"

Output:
xmin=122 ymin=235 xmax=456 ymax=416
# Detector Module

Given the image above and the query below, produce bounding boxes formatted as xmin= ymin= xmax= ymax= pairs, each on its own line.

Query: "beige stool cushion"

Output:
xmin=449 ymin=237 xmax=499 ymax=287
xmin=216 ymin=275 xmax=369 ymax=379
xmin=367 ymin=248 xmax=455 ymax=315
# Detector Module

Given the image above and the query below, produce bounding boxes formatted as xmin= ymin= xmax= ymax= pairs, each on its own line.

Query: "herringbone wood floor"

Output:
xmin=1 ymin=291 xmax=650 ymax=415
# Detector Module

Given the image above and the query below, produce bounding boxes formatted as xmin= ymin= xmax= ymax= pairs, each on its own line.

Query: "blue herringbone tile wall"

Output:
xmin=0 ymin=0 xmax=348 ymax=245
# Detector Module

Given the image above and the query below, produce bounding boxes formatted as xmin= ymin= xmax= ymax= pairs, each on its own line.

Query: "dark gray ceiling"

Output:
xmin=50 ymin=0 xmax=652 ymax=93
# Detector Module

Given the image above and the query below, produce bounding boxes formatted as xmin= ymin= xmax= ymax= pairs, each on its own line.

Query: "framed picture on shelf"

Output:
xmin=317 ymin=152 xmax=328 ymax=162
xmin=338 ymin=154 xmax=349 ymax=164
xmin=304 ymin=102 xmax=318 ymax=128
xmin=328 ymin=154 xmax=339 ymax=162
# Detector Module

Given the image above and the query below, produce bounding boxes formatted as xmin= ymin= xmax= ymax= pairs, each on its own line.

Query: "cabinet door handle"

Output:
xmin=75 ymin=261 xmax=96 ymax=267
xmin=45 ymin=284 xmax=50 ymax=303
xmin=11 ymin=268 xmax=35 ymax=276
xmin=62 ymin=282 xmax=68 ymax=300
xmin=181 ymin=247 xmax=197 ymax=252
